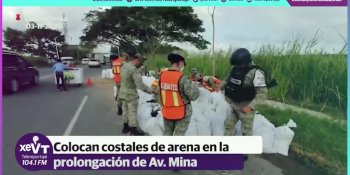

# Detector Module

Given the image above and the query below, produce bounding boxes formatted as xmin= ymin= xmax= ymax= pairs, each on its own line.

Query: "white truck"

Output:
xmin=94 ymin=53 xmax=106 ymax=65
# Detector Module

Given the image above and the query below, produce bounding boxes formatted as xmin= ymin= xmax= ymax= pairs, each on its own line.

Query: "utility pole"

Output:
xmin=209 ymin=7 xmax=216 ymax=76
xmin=77 ymin=45 xmax=80 ymax=60
xmin=54 ymin=36 xmax=60 ymax=59
xmin=62 ymin=13 xmax=68 ymax=43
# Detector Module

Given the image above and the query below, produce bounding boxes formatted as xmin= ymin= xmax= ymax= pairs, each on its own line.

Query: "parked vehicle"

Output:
xmin=94 ymin=54 xmax=106 ymax=65
xmin=81 ymin=58 xmax=90 ymax=65
xmin=88 ymin=59 xmax=101 ymax=68
xmin=2 ymin=49 xmax=39 ymax=93
xmin=61 ymin=57 xmax=74 ymax=66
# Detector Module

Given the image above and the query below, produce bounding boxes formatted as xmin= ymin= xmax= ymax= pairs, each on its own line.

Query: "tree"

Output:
xmin=3 ymin=27 xmax=27 ymax=53
xmin=3 ymin=23 xmax=65 ymax=58
xmin=81 ymin=7 xmax=210 ymax=57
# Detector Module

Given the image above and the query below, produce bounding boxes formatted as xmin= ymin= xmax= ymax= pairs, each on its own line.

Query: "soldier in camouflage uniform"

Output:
xmin=189 ymin=68 xmax=202 ymax=82
xmin=155 ymin=51 xmax=199 ymax=136
xmin=119 ymin=52 xmax=153 ymax=135
xmin=220 ymin=48 xmax=267 ymax=136
xmin=112 ymin=52 xmax=129 ymax=115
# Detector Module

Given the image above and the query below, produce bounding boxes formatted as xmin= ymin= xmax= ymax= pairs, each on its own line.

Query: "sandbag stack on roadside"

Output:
xmin=102 ymin=69 xmax=114 ymax=79
xmin=136 ymin=76 xmax=296 ymax=156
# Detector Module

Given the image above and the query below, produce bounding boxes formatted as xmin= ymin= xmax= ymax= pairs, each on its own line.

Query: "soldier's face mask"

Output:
xmin=179 ymin=62 xmax=185 ymax=72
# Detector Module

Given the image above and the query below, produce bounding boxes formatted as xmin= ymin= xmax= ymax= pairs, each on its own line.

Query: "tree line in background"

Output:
xmin=3 ymin=22 xmax=65 ymax=59
xmin=3 ymin=23 xmax=93 ymax=60
xmin=4 ymin=7 xmax=209 ymax=59
xmin=81 ymin=7 xmax=210 ymax=57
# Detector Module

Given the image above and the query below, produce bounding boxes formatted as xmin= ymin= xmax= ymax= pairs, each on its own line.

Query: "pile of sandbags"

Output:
xmin=136 ymin=76 xmax=164 ymax=136
xmin=136 ymin=76 xmax=296 ymax=156
xmin=102 ymin=69 xmax=114 ymax=79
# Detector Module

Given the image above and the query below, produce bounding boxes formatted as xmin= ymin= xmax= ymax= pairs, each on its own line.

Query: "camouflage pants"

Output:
xmin=224 ymin=109 xmax=254 ymax=136
xmin=120 ymin=97 xmax=139 ymax=127
xmin=115 ymin=84 xmax=122 ymax=108
xmin=163 ymin=111 xmax=192 ymax=136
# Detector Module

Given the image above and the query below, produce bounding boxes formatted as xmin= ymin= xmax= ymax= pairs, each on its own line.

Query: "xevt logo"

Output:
xmin=15 ymin=133 xmax=53 ymax=171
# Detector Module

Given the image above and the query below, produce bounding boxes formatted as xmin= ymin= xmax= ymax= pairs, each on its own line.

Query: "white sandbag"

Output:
xmin=101 ymin=69 xmax=106 ymax=78
xmin=137 ymin=104 xmax=152 ymax=130
xmin=191 ymin=101 xmax=215 ymax=136
xmin=194 ymin=117 xmax=212 ymax=136
xmin=255 ymin=126 xmax=276 ymax=153
xmin=287 ymin=119 xmax=297 ymax=128
xmin=185 ymin=119 xmax=198 ymax=136
xmin=197 ymin=88 xmax=213 ymax=104
xmin=142 ymin=76 xmax=156 ymax=88
xmin=143 ymin=117 xmax=163 ymax=136
xmin=186 ymin=102 xmax=212 ymax=136
xmin=135 ymin=75 xmax=296 ymax=156
xmin=210 ymin=104 xmax=227 ymax=136
xmin=107 ymin=69 xmax=114 ymax=78
xmin=273 ymin=126 xmax=295 ymax=156
xmin=211 ymin=92 xmax=231 ymax=136
xmin=186 ymin=118 xmax=212 ymax=136
xmin=254 ymin=113 xmax=275 ymax=129
xmin=253 ymin=113 xmax=276 ymax=153
xmin=113 ymin=85 xmax=117 ymax=98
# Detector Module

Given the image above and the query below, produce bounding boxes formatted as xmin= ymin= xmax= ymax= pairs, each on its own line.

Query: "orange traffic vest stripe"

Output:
xmin=112 ymin=58 xmax=124 ymax=83
xmin=159 ymin=70 xmax=186 ymax=120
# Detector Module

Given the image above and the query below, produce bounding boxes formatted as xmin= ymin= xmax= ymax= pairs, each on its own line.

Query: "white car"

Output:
xmin=88 ymin=59 xmax=101 ymax=68
xmin=61 ymin=57 xmax=74 ymax=65
xmin=81 ymin=58 xmax=90 ymax=65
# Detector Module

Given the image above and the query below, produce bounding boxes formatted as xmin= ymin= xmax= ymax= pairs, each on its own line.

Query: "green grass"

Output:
xmin=146 ymin=43 xmax=346 ymax=119
xmin=257 ymin=105 xmax=347 ymax=175
xmin=24 ymin=56 xmax=50 ymax=67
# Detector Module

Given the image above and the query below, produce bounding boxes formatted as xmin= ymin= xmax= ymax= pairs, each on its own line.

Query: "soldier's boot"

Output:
xmin=117 ymin=106 xmax=123 ymax=115
xmin=122 ymin=123 xmax=131 ymax=134
xmin=130 ymin=127 xmax=145 ymax=136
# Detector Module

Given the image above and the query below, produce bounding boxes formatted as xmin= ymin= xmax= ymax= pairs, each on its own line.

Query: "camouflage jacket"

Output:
xmin=119 ymin=62 xmax=152 ymax=100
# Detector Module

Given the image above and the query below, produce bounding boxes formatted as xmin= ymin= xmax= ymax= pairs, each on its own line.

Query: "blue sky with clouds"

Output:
xmin=3 ymin=7 xmax=347 ymax=53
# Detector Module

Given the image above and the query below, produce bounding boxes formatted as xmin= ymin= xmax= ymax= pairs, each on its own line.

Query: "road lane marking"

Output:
xmin=40 ymin=74 xmax=54 ymax=80
xmin=64 ymin=95 xmax=88 ymax=136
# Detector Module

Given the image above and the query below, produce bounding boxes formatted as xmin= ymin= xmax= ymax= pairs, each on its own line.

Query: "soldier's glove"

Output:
xmin=147 ymin=99 xmax=157 ymax=103
xmin=151 ymin=110 xmax=158 ymax=117
xmin=241 ymin=106 xmax=253 ymax=114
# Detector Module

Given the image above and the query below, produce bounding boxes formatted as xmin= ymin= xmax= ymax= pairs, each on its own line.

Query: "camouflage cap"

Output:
xmin=168 ymin=50 xmax=186 ymax=65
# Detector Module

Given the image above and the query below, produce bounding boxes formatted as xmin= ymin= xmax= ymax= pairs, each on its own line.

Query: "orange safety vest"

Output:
xmin=159 ymin=70 xmax=186 ymax=120
xmin=112 ymin=58 xmax=124 ymax=83
xmin=202 ymin=77 xmax=222 ymax=92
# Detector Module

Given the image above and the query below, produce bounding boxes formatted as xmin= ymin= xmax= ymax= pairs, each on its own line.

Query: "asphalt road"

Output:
xmin=3 ymin=66 xmax=318 ymax=175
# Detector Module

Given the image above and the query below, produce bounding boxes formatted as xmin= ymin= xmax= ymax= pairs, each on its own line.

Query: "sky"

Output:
xmin=2 ymin=7 xmax=347 ymax=53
